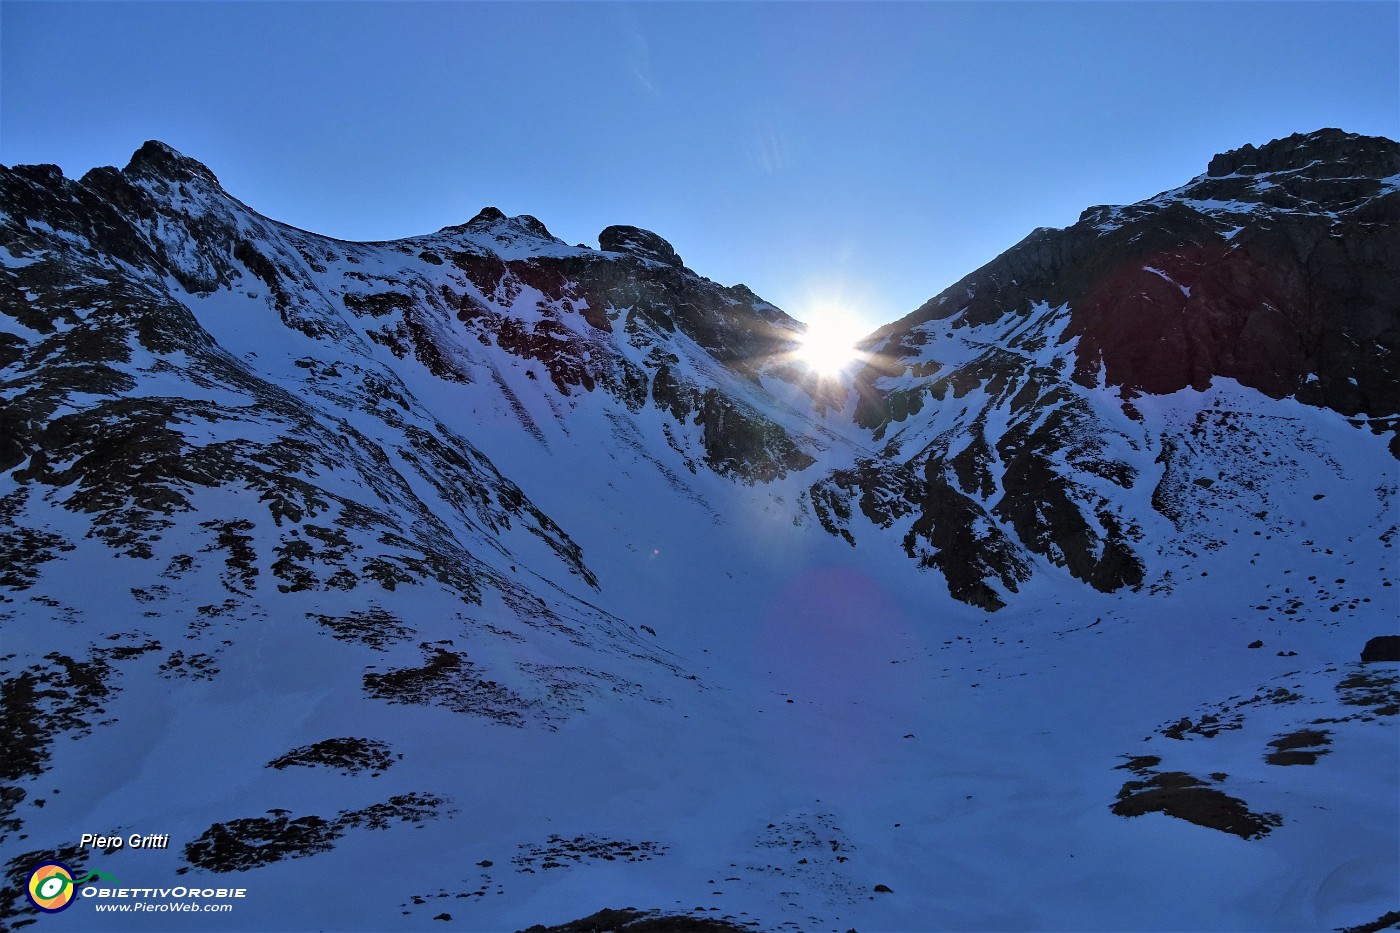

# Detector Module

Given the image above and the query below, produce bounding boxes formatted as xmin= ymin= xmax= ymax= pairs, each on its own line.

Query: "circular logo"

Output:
xmin=27 ymin=861 xmax=78 ymax=913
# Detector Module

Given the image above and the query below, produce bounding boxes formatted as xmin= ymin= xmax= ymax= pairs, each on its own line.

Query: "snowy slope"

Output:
xmin=1 ymin=131 xmax=1397 ymax=933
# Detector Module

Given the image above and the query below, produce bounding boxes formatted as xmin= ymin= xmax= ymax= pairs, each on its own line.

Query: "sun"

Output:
xmin=795 ymin=311 xmax=866 ymax=377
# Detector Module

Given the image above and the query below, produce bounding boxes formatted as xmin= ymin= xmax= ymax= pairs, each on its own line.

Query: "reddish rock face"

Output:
xmin=1068 ymin=193 xmax=1399 ymax=424
xmin=1071 ymin=239 xmax=1309 ymax=400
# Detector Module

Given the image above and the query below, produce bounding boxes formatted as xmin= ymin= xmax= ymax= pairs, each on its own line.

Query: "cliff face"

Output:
xmin=1072 ymin=129 xmax=1400 ymax=420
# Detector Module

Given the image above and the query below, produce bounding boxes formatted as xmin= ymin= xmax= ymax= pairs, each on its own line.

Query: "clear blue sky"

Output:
xmin=3 ymin=2 xmax=1396 ymax=332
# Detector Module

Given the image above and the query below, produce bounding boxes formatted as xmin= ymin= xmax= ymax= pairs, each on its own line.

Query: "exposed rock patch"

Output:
xmin=513 ymin=834 xmax=666 ymax=872
xmin=183 ymin=792 xmax=448 ymax=872
xmin=1111 ymin=770 xmax=1281 ymax=839
xmin=308 ymin=607 xmax=412 ymax=651
xmin=0 ymin=639 xmax=160 ymax=843
xmin=517 ymin=908 xmax=756 ymax=933
xmin=266 ymin=737 xmax=396 ymax=776
xmin=363 ymin=642 xmax=540 ymax=728
xmin=1265 ymin=728 xmax=1332 ymax=766
xmin=184 ymin=813 xmax=342 ymax=872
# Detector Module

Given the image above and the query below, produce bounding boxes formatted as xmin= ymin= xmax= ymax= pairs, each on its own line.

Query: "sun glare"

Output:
xmin=796 ymin=312 xmax=866 ymax=376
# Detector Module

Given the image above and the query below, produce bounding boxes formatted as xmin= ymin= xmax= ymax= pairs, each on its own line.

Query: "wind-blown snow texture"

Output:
xmin=1 ymin=129 xmax=1396 ymax=932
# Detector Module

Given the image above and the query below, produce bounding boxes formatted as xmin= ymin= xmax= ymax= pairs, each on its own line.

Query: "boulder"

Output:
xmin=1360 ymin=635 xmax=1400 ymax=663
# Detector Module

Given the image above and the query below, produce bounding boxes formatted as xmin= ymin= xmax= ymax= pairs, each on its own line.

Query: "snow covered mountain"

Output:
xmin=819 ymin=127 xmax=1400 ymax=609
xmin=1 ymin=129 xmax=1396 ymax=933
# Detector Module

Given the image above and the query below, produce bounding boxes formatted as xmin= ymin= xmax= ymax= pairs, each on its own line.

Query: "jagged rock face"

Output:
xmin=810 ymin=457 xmax=1029 ymax=610
xmin=404 ymin=240 xmax=815 ymax=481
xmin=869 ymin=129 xmax=1399 ymax=423
xmin=333 ymin=205 xmax=816 ymax=483
xmin=820 ymin=129 xmax=1398 ymax=606
xmin=1074 ymin=131 xmax=1400 ymax=422
xmin=598 ymin=225 xmax=685 ymax=268
xmin=1205 ymin=128 xmax=1400 ymax=179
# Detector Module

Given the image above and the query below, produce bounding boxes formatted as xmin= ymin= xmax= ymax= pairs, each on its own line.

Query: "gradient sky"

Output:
xmin=3 ymin=2 xmax=1396 ymax=332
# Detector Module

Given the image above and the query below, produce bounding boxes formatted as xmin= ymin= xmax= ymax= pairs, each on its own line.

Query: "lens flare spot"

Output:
xmin=795 ymin=311 xmax=866 ymax=376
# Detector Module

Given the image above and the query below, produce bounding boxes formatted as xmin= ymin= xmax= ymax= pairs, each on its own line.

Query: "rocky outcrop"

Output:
xmin=810 ymin=458 xmax=1030 ymax=609
xmin=652 ymin=362 xmax=815 ymax=481
xmin=599 ymin=225 xmax=685 ymax=268
xmin=1361 ymin=636 xmax=1400 ymax=664
xmin=1206 ymin=127 xmax=1400 ymax=179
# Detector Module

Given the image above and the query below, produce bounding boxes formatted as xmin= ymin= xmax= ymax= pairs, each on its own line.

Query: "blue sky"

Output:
xmin=3 ymin=2 xmax=1396 ymax=332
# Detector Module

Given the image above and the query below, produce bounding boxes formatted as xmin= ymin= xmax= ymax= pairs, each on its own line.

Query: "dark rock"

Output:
xmin=1072 ymin=133 xmax=1400 ymax=424
xmin=809 ymin=458 xmax=1031 ymax=609
xmin=1206 ymin=128 xmax=1400 ymax=178
xmin=1264 ymin=728 xmax=1331 ymax=766
xmin=124 ymin=140 xmax=221 ymax=186
xmin=1111 ymin=770 xmax=1281 ymax=839
xmin=651 ymin=364 xmax=815 ymax=482
xmin=308 ymin=608 xmax=412 ymax=651
xmin=362 ymin=644 xmax=540 ymax=727
xmin=1361 ymin=635 xmax=1400 ymax=663
xmin=1265 ymin=749 xmax=1326 ymax=766
xmin=467 ymin=206 xmax=507 ymax=225
xmin=515 ymin=908 xmax=751 ymax=932
xmin=599 ymin=225 xmax=684 ymax=267
xmin=512 ymin=834 xmax=665 ymax=873
xmin=1338 ymin=909 xmax=1400 ymax=933
xmin=266 ymin=737 xmax=396 ymax=775
xmin=184 ymin=814 xmax=343 ymax=872
xmin=1115 ymin=755 xmax=1162 ymax=773
xmin=184 ymin=794 xmax=447 ymax=873
xmin=514 ymin=214 xmax=554 ymax=240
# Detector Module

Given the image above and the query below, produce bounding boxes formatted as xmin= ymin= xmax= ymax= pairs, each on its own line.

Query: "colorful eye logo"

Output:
xmin=27 ymin=861 xmax=78 ymax=912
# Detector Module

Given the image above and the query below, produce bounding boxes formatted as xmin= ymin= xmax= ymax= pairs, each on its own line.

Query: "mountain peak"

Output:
xmin=1206 ymin=127 xmax=1400 ymax=179
xmin=467 ymin=206 xmax=508 ymax=225
xmin=123 ymin=139 xmax=221 ymax=185
xmin=461 ymin=206 xmax=558 ymax=241
xmin=599 ymin=225 xmax=684 ymax=268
